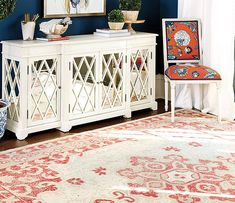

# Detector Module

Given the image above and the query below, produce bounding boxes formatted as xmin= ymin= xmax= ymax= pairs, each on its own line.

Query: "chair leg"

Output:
xmin=165 ymin=77 xmax=169 ymax=111
xmin=216 ymin=82 xmax=222 ymax=122
xmin=171 ymin=83 xmax=176 ymax=122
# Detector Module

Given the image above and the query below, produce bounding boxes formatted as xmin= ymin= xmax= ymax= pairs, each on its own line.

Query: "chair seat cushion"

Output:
xmin=165 ymin=64 xmax=221 ymax=80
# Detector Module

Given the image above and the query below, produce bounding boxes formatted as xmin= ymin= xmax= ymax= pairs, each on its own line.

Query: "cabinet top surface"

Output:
xmin=1 ymin=32 xmax=158 ymax=48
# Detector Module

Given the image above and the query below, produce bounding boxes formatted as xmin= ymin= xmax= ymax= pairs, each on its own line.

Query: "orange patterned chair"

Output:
xmin=162 ymin=19 xmax=222 ymax=122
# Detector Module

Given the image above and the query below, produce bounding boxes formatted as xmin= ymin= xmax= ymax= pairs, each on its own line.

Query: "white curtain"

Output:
xmin=177 ymin=0 xmax=235 ymax=120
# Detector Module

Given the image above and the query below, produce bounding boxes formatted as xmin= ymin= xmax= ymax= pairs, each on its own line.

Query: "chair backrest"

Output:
xmin=162 ymin=19 xmax=202 ymax=70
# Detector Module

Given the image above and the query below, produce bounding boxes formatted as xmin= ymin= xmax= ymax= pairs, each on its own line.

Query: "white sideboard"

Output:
xmin=1 ymin=32 xmax=158 ymax=140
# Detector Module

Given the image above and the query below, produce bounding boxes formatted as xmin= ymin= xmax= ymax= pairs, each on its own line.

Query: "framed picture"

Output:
xmin=44 ymin=0 xmax=106 ymax=18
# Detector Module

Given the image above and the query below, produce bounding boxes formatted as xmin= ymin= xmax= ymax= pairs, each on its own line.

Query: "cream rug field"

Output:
xmin=0 ymin=110 xmax=235 ymax=203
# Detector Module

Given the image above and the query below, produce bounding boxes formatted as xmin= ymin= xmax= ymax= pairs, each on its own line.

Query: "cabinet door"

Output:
xmin=3 ymin=58 xmax=20 ymax=123
xmin=69 ymin=54 xmax=98 ymax=119
xmin=100 ymin=51 xmax=126 ymax=112
xmin=28 ymin=56 xmax=61 ymax=126
xmin=129 ymin=47 xmax=152 ymax=105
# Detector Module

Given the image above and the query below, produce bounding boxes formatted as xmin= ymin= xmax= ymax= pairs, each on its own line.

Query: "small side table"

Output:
xmin=125 ymin=20 xmax=145 ymax=34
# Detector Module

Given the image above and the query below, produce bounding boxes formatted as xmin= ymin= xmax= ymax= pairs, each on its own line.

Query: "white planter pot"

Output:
xmin=125 ymin=11 xmax=139 ymax=21
xmin=122 ymin=10 xmax=128 ymax=20
xmin=108 ymin=22 xmax=125 ymax=30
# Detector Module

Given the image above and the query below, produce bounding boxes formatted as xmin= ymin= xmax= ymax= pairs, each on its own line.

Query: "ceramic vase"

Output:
xmin=21 ymin=22 xmax=36 ymax=41
xmin=0 ymin=100 xmax=10 ymax=139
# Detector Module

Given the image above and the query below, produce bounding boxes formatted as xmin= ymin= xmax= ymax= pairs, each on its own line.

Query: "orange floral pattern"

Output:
xmin=165 ymin=21 xmax=200 ymax=60
xmin=165 ymin=64 xmax=221 ymax=80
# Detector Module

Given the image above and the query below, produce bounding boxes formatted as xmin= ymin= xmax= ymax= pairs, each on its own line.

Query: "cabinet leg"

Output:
xmin=151 ymin=101 xmax=158 ymax=111
xmin=15 ymin=130 xmax=29 ymax=140
xmin=57 ymin=122 xmax=72 ymax=133
xmin=124 ymin=110 xmax=132 ymax=119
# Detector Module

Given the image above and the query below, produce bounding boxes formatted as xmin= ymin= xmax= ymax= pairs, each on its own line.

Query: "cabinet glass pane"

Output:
xmin=30 ymin=59 xmax=59 ymax=122
xmin=3 ymin=59 xmax=20 ymax=122
xmin=130 ymin=49 xmax=150 ymax=102
xmin=101 ymin=53 xmax=124 ymax=109
xmin=71 ymin=56 xmax=97 ymax=114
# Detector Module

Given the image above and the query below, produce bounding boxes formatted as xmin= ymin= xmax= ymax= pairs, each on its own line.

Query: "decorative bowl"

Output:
xmin=46 ymin=24 xmax=68 ymax=39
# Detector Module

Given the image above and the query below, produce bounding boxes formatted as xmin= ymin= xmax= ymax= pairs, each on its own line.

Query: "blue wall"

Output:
xmin=0 ymin=0 xmax=177 ymax=95
xmin=0 ymin=0 xmax=120 ymax=40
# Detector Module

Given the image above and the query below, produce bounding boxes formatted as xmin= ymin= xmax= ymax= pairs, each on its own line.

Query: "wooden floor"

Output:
xmin=0 ymin=99 xmax=167 ymax=152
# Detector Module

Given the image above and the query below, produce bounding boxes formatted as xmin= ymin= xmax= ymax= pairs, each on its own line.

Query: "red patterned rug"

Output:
xmin=1 ymin=110 xmax=235 ymax=203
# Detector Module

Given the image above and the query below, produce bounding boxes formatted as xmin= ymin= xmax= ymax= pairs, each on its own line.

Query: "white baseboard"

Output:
xmin=155 ymin=74 xmax=170 ymax=100
xmin=155 ymin=74 xmax=165 ymax=99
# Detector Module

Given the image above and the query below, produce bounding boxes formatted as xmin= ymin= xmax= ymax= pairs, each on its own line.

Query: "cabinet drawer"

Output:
xmin=27 ymin=45 xmax=61 ymax=57
xmin=62 ymin=41 xmax=126 ymax=54
xmin=127 ymin=37 xmax=156 ymax=48
xmin=3 ymin=45 xmax=61 ymax=58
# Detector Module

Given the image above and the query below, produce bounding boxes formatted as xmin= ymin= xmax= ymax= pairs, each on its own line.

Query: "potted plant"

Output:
xmin=119 ymin=0 xmax=142 ymax=21
xmin=108 ymin=9 xmax=125 ymax=30
xmin=0 ymin=0 xmax=16 ymax=20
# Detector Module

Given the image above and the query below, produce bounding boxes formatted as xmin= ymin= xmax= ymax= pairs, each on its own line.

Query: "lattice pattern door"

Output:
xmin=29 ymin=58 xmax=60 ymax=124
xmin=70 ymin=55 xmax=97 ymax=117
xmin=130 ymin=49 xmax=150 ymax=103
xmin=3 ymin=59 xmax=20 ymax=122
xmin=101 ymin=52 xmax=125 ymax=110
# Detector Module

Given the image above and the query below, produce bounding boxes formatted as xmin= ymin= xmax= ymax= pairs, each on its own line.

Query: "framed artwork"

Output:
xmin=44 ymin=0 xmax=106 ymax=18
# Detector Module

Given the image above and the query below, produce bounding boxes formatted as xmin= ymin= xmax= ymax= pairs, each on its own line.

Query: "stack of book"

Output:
xmin=36 ymin=36 xmax=70 ymax=42
xmin=94 ymin=29 xmax=131 ymax=37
